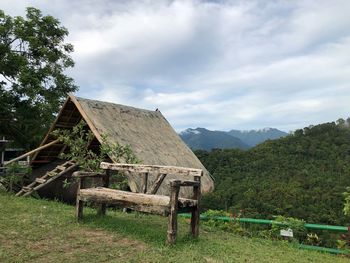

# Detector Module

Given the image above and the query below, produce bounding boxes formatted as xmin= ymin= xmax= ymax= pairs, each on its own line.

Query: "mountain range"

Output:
xmin=179 ymin=127 xmax=288 ymax=150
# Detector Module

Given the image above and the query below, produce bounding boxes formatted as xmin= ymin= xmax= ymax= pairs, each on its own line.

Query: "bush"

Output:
xmin=0 ymin=163 xmax=31 ymax=192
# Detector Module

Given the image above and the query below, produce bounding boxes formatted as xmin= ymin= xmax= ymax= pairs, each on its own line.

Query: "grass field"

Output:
xmin=0 ymin=192 xmax=349 ymax=263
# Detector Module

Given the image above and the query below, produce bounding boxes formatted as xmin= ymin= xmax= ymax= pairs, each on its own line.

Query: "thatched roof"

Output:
xmin=32 ymin=94 xmax=214 ymax=197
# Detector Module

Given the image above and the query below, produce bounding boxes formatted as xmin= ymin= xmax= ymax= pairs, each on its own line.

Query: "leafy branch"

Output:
xmin=52 ymin=120 xmax=139 ymax=172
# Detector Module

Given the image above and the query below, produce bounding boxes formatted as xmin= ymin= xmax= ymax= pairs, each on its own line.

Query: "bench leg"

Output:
xmin=98 ymin=173 xmax=109 ymax=216
xmin=76 ymin=177 xmax=84 ymax=221
xmin=167 ymin=181 xmax=180 ymax=245
xmin=167 ymin=208 xmax=178 ymax=245
xmin=190 ymin=175 xmax=201 ymax=238
xmin=76 ymin=197 xmax=84 ymax=221
xmin=190 ymin=206 xmax=200 ymax=238
xmin=98 ymin=203 xmax=107 ymax=216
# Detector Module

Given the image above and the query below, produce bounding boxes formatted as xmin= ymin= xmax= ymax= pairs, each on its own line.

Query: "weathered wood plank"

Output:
xmin=177 ymin=180 xmax=200 ymax=187
xmin=100 ymin=162 xmax=203 ymax=177
xmin=56 ymin=165 xmax=67 ymax=171
xmin=80 ymin=187 xmax=170 ymax=206
xmin=147 ymin=173 xmax=167 ymax=194
xmin=79 ymin=187 xmax=198 ymax=208
xmin=72 ymin=171 xmax=104 ymax=178
xmin=35 ymin=178 xmax=46 ymax=184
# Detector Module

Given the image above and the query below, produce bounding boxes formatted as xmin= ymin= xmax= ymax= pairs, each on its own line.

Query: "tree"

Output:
xmin=0 ymin=7 xmax=77 ymax=149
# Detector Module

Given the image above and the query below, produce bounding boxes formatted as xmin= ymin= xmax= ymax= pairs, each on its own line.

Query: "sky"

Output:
xmin=2 ymin=0 xmax=350 ymax=132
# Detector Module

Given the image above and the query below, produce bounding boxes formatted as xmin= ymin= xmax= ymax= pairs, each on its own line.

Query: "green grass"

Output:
xmin=0 ymin=192 xmax=348 ymax=263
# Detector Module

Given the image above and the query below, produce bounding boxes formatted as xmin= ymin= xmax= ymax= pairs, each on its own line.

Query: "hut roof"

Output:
xmin=32 ymin=94 xmax=214 ymax=197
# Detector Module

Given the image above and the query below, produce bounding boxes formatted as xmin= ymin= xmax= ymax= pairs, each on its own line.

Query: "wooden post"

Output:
xmin=191 ymin=175 xmax=201 ymax=238
xmin=167 ymin=180 xmax=180 ymax=245
xmin=98 ymin=171 xmax=110 ymax=216
xmin=142 ymin=172 xmax=148 ymax=193
xmin=76 ymin=177 xmax=85 ymax=221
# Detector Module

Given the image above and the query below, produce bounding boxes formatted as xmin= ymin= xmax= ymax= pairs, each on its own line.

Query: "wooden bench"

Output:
xmin=73 ymin=162 xmax=202 ymax=244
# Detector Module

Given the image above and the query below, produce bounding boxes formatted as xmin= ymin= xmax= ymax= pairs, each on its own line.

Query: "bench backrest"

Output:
xmin=100 ymin=162 xmax=203 ymax=177
xmin=100 ymin=162 xmax=203 ymax=195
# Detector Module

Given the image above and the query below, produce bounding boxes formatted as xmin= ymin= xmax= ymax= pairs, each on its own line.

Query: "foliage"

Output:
xmin=52 ymin=120 xmax=139 ymax=172
xmin=1 ymin=192 xmax=347 ymax=263
xmin=198 ymin=210 xmax=344 ymax=248
xmin=0 ymin=7 xmax=77 ymax=149
xmin=342 ymin=187 xmax=350 ymax=216
xmin=306 ymin=233 xmax=321 ymax=246
xmin=202 ymin=209 xmax=249 ymax=236
xmin=0 ymin=162 xmax=31 ymax=192
xmin=52 ymin=120 xmax=139 ymax=189
xmin=197 ymin=119 xmax=350 ymax=225
xmin=271 ymin=215 xmax=306 ymax=242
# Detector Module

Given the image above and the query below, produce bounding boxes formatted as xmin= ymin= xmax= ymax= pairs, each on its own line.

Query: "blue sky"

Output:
xmin=2 ymin=0 xmax=350 ymax=132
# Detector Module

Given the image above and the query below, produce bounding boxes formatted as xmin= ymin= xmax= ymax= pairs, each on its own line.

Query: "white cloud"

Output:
xmin=1 ymin=0 xmax=350 ymax=132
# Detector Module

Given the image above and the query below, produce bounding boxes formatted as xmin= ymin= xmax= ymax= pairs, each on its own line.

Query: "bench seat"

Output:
xmin=79 ymin=187 xmax=198 ymax=215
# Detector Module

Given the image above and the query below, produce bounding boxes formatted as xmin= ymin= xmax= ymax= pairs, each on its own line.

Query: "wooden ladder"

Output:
xmin=16 ymin=161 xmax=77 ymax=197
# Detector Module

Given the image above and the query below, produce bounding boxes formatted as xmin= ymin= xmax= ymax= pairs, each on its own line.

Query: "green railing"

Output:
xmin=179 ymin=214 xmax=349 ymax=255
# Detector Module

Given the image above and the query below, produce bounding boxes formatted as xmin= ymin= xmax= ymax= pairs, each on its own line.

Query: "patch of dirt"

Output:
xmin=27 ymin=228 xmax=146 ymax=251
xmin=70 ymin=228 xmax=146 ymax=250
xmin=19 ymin=228 xmax=147 ymax=262
xmin=203 ymin=256 xmax=223 ymax=263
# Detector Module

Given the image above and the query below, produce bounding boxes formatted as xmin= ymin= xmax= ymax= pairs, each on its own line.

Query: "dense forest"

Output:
xmin=197 ymin=119 xmax=350 ymax=225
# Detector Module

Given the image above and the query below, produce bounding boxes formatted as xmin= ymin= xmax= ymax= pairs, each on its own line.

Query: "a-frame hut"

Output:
xmin=30 ymin=94 xmax=214 ymax=199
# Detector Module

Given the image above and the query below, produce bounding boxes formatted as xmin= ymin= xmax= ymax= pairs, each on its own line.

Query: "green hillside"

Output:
xmin=0 ymin=192 xmax=347 ymax=263
xmin=197 ymin=119 xmax=350 ymax=225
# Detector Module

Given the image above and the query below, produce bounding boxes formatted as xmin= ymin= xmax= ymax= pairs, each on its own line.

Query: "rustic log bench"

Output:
xmin=73 ymin=162 xmax=202 ymax=244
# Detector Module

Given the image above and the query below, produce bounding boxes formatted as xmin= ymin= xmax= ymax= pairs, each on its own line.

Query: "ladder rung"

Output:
xmin=47 ymin=172 xmax=57 ymax=177
xmin=56 ymin=165 xmax=67 ymax=171
xmin=22 ymin=186 xmax=32 ymax=192
xmin=35 ymin=178 xmax=46 ymax=184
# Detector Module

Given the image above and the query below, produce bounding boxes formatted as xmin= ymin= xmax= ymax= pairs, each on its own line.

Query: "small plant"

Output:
xmin=271 ymin=215 xmax=306 ymax=242
xmin=202 ymin=209 xmax=249 ymax=236
xmin=337 ymin=231 xmax=350 ymax=251
xmin=306 ymin=233 xmax=321 ymax=246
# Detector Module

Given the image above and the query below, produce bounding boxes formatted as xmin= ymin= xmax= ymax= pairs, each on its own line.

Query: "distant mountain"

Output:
xmin=179 ymin=128 xmax=249 ymax=151
xmin=228 ymin=128 xmax=288 ymax=147
xmin=179 ymin=127 xmax=288 ymax=150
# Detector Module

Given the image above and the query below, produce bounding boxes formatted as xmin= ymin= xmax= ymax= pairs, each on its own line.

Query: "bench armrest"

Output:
xmin=169 ymin=176 xmax=201 ymax=201
xmin=171 ymin=180 xmax=200 ymax=187
xmin=72 ymin=171 xmax=104 ymax=178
